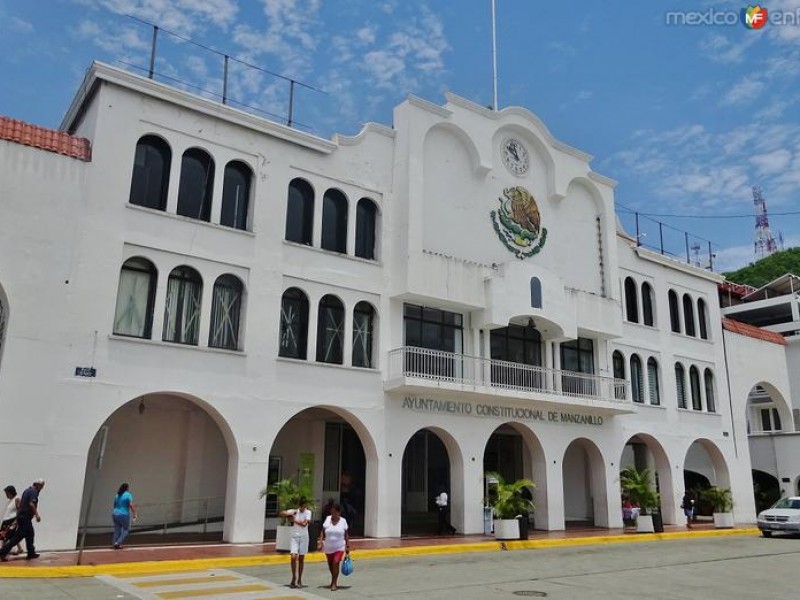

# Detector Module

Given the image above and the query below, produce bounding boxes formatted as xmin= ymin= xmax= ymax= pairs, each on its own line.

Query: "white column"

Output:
xmin=223 ymin=442 xmax=270 ymax=544
xmin=210 ymin=160 xmax=225 ymax=225
xmin=596 ymin=460 xmax=623 ymax=529
xmin=453 ymin=455 xmax=484 ymax=535
xmin=198 ymin=279 xmax=214 ymax=347
xmin=542 ymin=458 xmax=565 ymax=530
xmin=166 ymin=149 xmax=182 ymax=214
xmin=307 ymin=296 xmax=319 ymax=362
xmin=346 ymin=198 xmax=357 ymax=256
xmin=343 ymin=303 xmax=354 ymax=366
xmin=376 ymin=450 xmax=402 ymax=537
xmin=312 ymin=192 xmax=324 ymax=248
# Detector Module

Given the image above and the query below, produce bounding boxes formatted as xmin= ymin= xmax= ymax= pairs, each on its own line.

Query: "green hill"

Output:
xmin=723 ymin=247 xmax=800 ymax=287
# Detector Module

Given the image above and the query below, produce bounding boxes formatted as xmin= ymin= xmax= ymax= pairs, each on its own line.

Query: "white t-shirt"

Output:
xmin=322 ymin=516 xmax=349 ymax=554
xmin=2 ymin=497 xmax=17 ymax=522
xmin=287 ymin=508 xmax=312 ymax=533
xmin=435 ymin=492 xmax=448 ymax=507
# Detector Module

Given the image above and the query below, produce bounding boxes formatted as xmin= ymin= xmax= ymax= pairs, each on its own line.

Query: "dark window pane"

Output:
xmin=321 ymin=189 xmax=348 ymax=253
xmin=355 ymin=198 xmax=377 ymax=259
xmin=690 ymin=366 xmax=702 ymax=410
xmin=612 ymin=351 xmax=625 ymax=379
xmin=624 ymin=277 xmax=638 ymax=323
xmin=209 ymin=275 xmax=243 ymax=350
xmin=317 ymin=295 xmax=345 ymax=364
xmin=704 ymin=369 xmax=715 ymax=412
xmin=642 ymin=282 xmax=654 ymax=326
xmin=129 ymin=135 xmax=171 ymax=210
xmin=177 ymin=149 xmax=215 ymax=221
xmin=675 ymin=364 xmax=687 ymax=408
xmin=669 ymin=290 xmax=681 ymax=333
xmin=683 ymin=294 xmax=696 ymax=337
xmin=698 ymin=299 xmax=708 ymax=340
xmin=773 ymin=408 xmax=782 ymax=431
xmin=220 ymin=161 xmax=251 ymax=230
xmin=530 ymin=277 xmax=543 ymax=309
xmin=352 ymin=302 xmax=374 ymax=368
xmin=631 ymin=356 xmax=643 ymax=403
xmin=647 ymin=358 xmax=660 ymax=405
xmin=113 ymin=258 xmax=157 ymax=338
xmin=285 ymin=178 xmax=314 ymax=244
xmin=404 ymin=304 xmax=421 ymax=318
xmin=761 ymin=408 xmax=771 ymax=431
xmin=163 ymin=267 xmax=202 ymax=345
xmin=279 ymin=288 xmax=308 ymax=359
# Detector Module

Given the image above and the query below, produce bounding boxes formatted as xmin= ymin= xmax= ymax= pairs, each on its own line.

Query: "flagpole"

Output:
xmin=491 ymin=0 xmax=498 ymax=110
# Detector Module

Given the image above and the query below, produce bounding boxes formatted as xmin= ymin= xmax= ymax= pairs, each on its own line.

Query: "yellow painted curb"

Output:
xmin=0 ymin=528 xmax=760 ymax=579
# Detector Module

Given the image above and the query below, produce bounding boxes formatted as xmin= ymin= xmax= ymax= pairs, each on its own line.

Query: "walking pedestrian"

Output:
xmin=317 ymin=503 xmax=350 ymax=591
xmin=0 ymin=486 xmax=23 ymax=556
xmin=435 ymin=485 xmax=456 ymax=535
xmin=681 ymin=490 xmax=695 ymax=529
xmin=280 ymin=497 xmax=311 ymax=589
xmin=111 ymin=483 xmax=137 ymax=549
xmin=0 ymin=478 xmax=44 ymax=561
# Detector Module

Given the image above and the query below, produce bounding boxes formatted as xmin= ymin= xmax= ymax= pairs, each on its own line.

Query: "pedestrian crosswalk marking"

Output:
xmin=98 ymin=568 xmax=326 ymax=599
xmin=156 ymin=583 xmax=271 ymax=598
xmin=134 ymin=575 xmax=242 ymax=588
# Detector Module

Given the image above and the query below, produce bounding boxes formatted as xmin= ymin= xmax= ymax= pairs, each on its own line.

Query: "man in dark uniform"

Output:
xmin=0 ymin=479 xmax=44 ymax=561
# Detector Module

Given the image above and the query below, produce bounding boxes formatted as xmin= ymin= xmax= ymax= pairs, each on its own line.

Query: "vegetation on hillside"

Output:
xmin=723 ymin=247 xmax=800 ymax=287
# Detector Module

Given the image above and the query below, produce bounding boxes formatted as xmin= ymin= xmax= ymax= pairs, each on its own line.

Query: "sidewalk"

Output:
xmin=0 ymin=523 xmax=759 ymax=578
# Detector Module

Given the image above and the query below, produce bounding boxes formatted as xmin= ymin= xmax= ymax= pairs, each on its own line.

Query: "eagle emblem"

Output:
xmin=490 ymin=186 xmax=548 ymax=259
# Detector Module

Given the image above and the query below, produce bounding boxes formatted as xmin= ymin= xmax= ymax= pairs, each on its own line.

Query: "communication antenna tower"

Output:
xmin=753 ymin=186 xmax=778 ymax=261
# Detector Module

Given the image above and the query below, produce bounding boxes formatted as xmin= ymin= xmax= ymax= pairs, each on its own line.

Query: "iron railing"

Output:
xmin=388 ymin=346 xmax=628 ymax=404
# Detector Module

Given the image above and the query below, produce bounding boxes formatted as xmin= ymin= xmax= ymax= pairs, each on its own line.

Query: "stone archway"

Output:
xmin=618 ymin=433 xmax=676 ymax=525
xmin=79 ymin=392 xmax=236 ymax=547
xmin=562 ymin=437 xmax=608 ymax=527
xmin=746 ymin=382 xmax=793 ymax=434
xmin=683 ymin=438 xmax=731 ymax=517
xmin=266 ymin=406 xmax=378 ymax=539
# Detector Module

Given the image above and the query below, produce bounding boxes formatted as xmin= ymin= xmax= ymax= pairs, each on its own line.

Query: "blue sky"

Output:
xmin=1 ymin=0 xmax=799 ymax=272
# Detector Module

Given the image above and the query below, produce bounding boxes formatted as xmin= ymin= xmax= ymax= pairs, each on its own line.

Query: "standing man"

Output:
xmin=681 ymin=490 xmax=695 ymax=530
xmin=435 ymin=485 xmax=456 ymax=535
xmin=0 ymin=478 xmax=44 ymax=561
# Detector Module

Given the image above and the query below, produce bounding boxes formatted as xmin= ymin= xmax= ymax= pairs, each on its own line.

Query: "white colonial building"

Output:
xmin=0 ymin=62 xmax=762 ymax=550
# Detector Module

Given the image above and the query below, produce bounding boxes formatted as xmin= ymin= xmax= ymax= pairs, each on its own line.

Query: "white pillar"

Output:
xmin=542 ymin=458 xmax=565 ymax=530
xmin=343 ymin=303 xmax=354 ymax=367
xmin=454 ymin=455 xmax=485 ymax=535
xmin=223 ymin=442 xmax=269 ymax=544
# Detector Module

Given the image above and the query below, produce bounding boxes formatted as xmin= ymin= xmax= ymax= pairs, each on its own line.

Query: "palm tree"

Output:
xmin=620 ymin=467 xmax=660 ymax=515
xmin=485 ymin=472 xmax=535 ymax=519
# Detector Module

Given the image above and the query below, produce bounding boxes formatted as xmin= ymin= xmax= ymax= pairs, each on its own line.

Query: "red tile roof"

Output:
xmin=722 ymin=318 xmax=786 ymax=346
xmin=0 ymin=116 xmax=91 ymax=161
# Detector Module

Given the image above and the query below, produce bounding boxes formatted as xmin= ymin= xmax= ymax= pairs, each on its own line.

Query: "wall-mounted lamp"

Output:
xmin=138 ymin=399 xmax=146 ymax=415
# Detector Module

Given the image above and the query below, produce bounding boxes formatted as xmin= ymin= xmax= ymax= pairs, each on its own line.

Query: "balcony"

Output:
xmin=386 ymin=346 xmax=634 ymax=415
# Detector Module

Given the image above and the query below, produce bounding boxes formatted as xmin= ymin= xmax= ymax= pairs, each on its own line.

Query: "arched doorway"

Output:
xmin=752 ymin=470 xmax=781 ymax=513
xmin=683 ymin=439 xmax=731 ymax=518
xmin=79 ymin=393 xmax=233 ymax=547
xmin=746 ymin=382 xmax=793 ymax=434
xmin=401 ymin=427 xmax=460 ymax=535
xmin=483 ymin=423 xmax=547 ymax=530
xmin=562 ymin=438 xmax=607 ymax=528
xmin=265 ymin=407 xmax=374 ymax=539
xmin=619 ymin=434 xmax=676 ymax=525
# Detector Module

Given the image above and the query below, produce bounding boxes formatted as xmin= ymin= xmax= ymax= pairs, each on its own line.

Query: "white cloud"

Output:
xmin=751 ymin=149 xmax=793 ymax=175
xmin=700 ymin=33 xmax=757 ymax=64
xmin=74 ymin=0 xmax=239 ymax=34
xmin=720 ymin=79 xmax=765 ymax=106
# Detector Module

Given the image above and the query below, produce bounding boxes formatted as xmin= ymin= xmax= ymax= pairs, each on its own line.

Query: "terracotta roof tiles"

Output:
xmin=722 ymin=318 xmax=786 ymax=346
xmin=0 ymin=116 xmax=91 ymax=161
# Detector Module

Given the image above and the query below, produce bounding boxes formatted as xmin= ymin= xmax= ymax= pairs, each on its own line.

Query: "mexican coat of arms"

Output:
xmin=490 ymin=186 xmax=548 ymax=259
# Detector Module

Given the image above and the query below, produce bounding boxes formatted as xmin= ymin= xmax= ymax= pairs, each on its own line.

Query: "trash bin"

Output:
xmin=651 ymin=510 xmax=664 ymax=533
xmin=517 ymin=514 xmax=529 ymax=540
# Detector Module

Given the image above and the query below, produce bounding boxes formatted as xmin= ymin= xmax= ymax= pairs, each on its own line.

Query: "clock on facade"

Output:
xmin=501 ymin=137 xmax=529 ymax=177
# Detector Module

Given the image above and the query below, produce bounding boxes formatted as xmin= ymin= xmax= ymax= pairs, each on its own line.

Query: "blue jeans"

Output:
xmin=112 ymin=513 xmax=131 ymax=547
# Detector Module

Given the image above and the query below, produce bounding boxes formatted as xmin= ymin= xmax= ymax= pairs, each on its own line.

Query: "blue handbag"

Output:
xmin=341 ymin=553 xmax=353 ymax=576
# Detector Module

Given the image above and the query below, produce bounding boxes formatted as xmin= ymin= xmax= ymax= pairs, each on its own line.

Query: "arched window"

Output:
xmin=689 ymin=365 xmax=702 ymax=410
xmin=321 ymin=189 xmax=348 ymax=254
xmin=352 ymin=301 xmax=375 ymax=368
xmin=698 ymin=298 xmax=709 ymax=340
xmin=177 ymin=148 xmax=215 ymax=222
xmin=642 ymin=282 xmax=654 ymax=326
xmin=624 ymin=277 xmax=639 ymax=323
xmin=163 ymin=266 xmax=202 ymax=345
xmin=612 ymin=350 xmax=625 ymax=400
xmin=317 ymin=294 xmax=345 ymax=364
xmin=220 ymin=161 xmax=251 ymax=230
xmin=355 ymin=198 xmax=378 ymax=260
xmin=675 ymin=363 xmax=687 ymax=408
xmin=209 ymin=275 xmax=243 ymax=350
xmin=113 ymin=257 xmax=157 ymax=338
xmin=129 ymin=135 xmax=171 ymax=210
xmin=683 ymin=294 xmax=696 ymax=336
xmin=647 ymin=357 xmax=660 ymax=405
xmin=279 ymin=288 xmax=309 ymax=359
xmin=704 ymin=368 xmax=716 ymax=412
xmin=630 ymin=354 xmax=644 ymax=403
xmin=668 ymin=289 xmax=681 ymax=333
xmin=285 ymin=178 xmax=314 ymax=245
xmin=530 ymin=277 xmax=542 ymax=309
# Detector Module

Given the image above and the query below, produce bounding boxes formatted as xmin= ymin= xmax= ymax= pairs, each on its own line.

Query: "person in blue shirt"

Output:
xmin=0 ymin=478 xmax=44 ymax=561
xmin=112 ymin=483 xmax=137 ymax=549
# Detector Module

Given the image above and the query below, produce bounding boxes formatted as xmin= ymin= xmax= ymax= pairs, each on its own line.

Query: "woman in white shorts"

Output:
xmin=281 ymin=497 xmax=311 ymax=588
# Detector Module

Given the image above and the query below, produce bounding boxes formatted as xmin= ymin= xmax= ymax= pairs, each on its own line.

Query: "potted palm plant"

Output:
xmin=702 ymin=486 xmax=734 ymax=528
xmin=261 ymin=478 xmax=315 ymax=552
xmin=485 ymin=472 xmax=535 ymax=540
xmin=620 ymin=467 xmax=660 ymax=533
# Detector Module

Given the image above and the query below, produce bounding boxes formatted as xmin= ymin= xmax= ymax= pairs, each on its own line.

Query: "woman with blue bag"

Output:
xmin=317 ymin=503 xmax=351 ymax=591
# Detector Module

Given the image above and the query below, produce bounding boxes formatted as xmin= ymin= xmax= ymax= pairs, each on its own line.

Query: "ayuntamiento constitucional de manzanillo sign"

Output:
xmin=401 ymin=396 xmax=604 ymax=426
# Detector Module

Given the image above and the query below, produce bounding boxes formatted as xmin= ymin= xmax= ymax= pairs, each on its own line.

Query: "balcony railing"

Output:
xmin=387 ymin=346 xmax=629 ymax=405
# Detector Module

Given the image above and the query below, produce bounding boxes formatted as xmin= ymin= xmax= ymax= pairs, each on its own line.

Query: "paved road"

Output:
xmin=1 ymin=535 xmax=799 ymax=599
